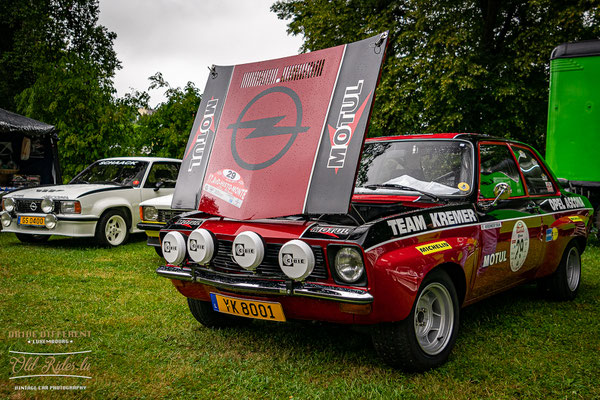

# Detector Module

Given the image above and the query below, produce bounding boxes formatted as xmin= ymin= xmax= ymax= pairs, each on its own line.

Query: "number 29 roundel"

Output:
xmin=172 ymin=32 xmax=389 ymax=220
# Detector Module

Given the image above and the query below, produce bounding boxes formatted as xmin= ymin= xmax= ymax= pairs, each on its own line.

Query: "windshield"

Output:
xmin=70 ymin=160 xmax=148 ymax=186
xmin=355 ymin=140 xmax=474 ymax=197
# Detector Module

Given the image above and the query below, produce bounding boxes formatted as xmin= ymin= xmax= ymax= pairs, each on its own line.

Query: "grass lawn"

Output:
xmin=1 ymin=232 xmax=599 ymax=399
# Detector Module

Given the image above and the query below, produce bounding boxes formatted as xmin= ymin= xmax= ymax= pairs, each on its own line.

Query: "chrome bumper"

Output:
xmin=156 ymin=265 xmax=373 ymax=304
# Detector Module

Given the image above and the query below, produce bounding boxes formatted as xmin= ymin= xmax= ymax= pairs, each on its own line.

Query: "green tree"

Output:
xmin=272 ymin=0 xmax=600 ymax=151
xmin=133 ymin=72 xmax=201 ymax=159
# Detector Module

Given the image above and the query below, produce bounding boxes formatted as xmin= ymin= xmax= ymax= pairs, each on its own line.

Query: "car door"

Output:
xmin=471 ymin=142 xmax=544 ymax=299
xmin=139 ymin=161 xmax=181 ymax=203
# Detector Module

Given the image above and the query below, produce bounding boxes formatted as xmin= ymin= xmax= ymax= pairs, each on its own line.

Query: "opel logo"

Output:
xmin=29 ymin=202 xmax=37 ymax=211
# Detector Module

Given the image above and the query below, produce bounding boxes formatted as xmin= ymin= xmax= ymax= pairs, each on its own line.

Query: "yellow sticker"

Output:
xmin=458 ymin=182 xmax=470 ymax=192
xmin=568 ymin=216 xmax=583 ymax=223
xmin=552 ymin=227 xmax=559 ymax=241
xmin=416 ymin=241 xmax=452 ymax=255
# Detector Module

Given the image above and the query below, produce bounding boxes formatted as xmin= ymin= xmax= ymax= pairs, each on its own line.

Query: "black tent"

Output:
xmin=0 ymin=108 xmax=62 ymax=193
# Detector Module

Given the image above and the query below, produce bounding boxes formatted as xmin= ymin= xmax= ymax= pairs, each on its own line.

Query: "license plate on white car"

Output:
xmin=18 ymin=216 xmax=45 ymax=226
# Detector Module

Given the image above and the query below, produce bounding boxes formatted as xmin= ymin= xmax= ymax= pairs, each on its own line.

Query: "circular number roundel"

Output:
xmin=510 ymin=220 xmax=529 ymax=272
xmin=232 ymin=231 xmax=265 ymax=270
xmin=278 ymin=240 xmax=315 ymax=281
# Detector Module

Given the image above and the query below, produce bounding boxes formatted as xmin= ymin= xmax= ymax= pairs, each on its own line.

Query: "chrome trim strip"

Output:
xmin=155 ymin=266 xmax=373 ymax=304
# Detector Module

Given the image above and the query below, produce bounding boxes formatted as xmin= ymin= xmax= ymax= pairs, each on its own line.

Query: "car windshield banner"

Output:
xmin=172 ymin=32 xmax=389 ymax=219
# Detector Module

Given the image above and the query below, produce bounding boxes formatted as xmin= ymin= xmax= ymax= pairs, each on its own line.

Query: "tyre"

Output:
xmin=372 ymin=269 xmax=460 ymax=371
xmin=95 ymin=210 xmax=130 ymax=247
xmin=153 ymin=245 xmax=163 ymax=257
xmin=539 ymin=241 xmax=581 ymax=301
xmin=15 ymin=233 xmax=50 ymax=243
xmin=187 ymin=298 xmax=251 ymax=329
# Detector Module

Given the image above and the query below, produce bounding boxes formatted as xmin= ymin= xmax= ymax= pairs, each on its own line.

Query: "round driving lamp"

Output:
xmin=278 ymin=240 xmax=315 ymax=281
xmin=3 ymin=197 xmax=15 ymax=212
xmin=41 ymin=198 xmax=54 ymax=213
xmin=334 ymin=247 xmax=365 ymax=283
xmin=232 ymin=231 xmax=265 ymax=270
xmin=162 ymin=231 xmax=187 ymax=265
xmin=1 ymin=211 xmax=12 ymax=227
xmin=44 ymin=214 xmax=57 ymax=229
xmin=143 ymin=206 xmax=158 ymax=221
xmin=187 ymin=228 xmax=216 ymax=264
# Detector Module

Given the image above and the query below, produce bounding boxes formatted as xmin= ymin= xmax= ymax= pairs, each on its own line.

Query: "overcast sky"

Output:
xmin=98 ymin=0 xmax=304 ymax=107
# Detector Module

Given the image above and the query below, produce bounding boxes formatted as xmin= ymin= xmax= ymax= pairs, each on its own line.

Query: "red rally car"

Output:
xmin=156 ymin=133 xmax=592 ymax=371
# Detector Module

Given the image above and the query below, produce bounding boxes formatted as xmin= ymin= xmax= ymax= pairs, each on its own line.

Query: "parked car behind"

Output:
xmin=1 ymin=157 xmax=181 ymax=246
xmin=138 ymin=194 xmax=192 ymax=256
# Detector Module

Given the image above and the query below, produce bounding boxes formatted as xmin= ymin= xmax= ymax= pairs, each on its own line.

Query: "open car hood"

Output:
xmin=172 ymin=32 xmax=388 ymax=220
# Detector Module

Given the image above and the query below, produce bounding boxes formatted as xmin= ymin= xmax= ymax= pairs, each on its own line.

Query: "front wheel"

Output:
xmin=538 ymin=242 xmax=581 ymax=301
xmin=95 ymin=210 xmax=130 ymax=247
xmin=372 ymin=269 xmax=460 ymax=371
xmin=15 ymin=233 xmax=50 ymax=243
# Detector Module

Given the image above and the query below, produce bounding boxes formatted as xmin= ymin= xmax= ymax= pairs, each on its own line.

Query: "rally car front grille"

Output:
xmin=206 ymin=240 xmax=328 ymax=280
xmin=157 ymin=209 xmax=181 ymax=223
xmin=15 ymin=199 xmax=60 ymax=214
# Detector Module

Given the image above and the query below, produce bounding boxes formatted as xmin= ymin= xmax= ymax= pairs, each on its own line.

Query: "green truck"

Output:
xmin=546 ymin=40 xmax=600 ymax=231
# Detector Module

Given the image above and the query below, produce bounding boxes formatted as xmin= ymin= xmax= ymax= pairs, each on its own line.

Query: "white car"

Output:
xmin=137 ymin=194 xmax=192 ymax=256
xmin=0 ymin=157 xmax=181 ymax=246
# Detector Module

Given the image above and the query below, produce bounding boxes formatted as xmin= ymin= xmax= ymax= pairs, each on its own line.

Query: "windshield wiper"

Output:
xmin=362 ymin=184 xmax=443 ymax=203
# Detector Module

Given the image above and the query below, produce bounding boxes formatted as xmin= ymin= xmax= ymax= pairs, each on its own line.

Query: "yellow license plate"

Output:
xmin=210 ymin=293 xmax=286 ymax=322
xmin=18 ymin=216 xmax=45 ymax=226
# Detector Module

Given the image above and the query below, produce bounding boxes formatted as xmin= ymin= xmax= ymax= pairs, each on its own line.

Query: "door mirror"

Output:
xmin=491 ymin=182 xmax=511 ymax=206
xmin=154 ymin=181 xmax=165 ymax=192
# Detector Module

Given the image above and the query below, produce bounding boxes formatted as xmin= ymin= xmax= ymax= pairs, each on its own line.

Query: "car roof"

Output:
xmin=365 ymin=133 xmax=529 ymax=147
xmin=99 ymin=156 xmax=181 ymax=163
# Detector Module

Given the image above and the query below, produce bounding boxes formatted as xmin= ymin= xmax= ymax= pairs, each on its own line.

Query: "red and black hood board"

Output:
xmin=172 ymin=33 xmax=389 ymax=219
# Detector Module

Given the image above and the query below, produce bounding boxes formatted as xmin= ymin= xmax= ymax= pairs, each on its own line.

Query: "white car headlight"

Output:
xmin=1 ymin=211 xmax=12 ymax=227
xmin=3 ymin=197 xmax=15 ymax=212
xmin=187 ymin=228 xmax=216 ymax=264
xmin=334 ymin=247 xmax=365 ymax=283
xmin=60 ymin=200 xmax=81 ymax=214
xmin=45 ymin=214 xmax=57 ymax=229
xmin=232 ymin=231 xmax=265 ymax=270
xmin=41 ymin=198 xmax=54 ymax=213
xmin=143 ymin=206 xmax=158 ymax=221
xmin=162 ymin=231 xmax=187 ymax=265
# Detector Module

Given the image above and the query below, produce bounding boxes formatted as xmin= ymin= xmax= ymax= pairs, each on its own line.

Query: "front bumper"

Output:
xmin=1 ymin=213 xmax=98 ymax=237
xmin=156 ymin=265 xmax=373 ymax=305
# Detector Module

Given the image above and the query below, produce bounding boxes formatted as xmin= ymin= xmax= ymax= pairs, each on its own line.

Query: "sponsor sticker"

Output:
xmin=203 ymin=169 xmax=248 ymax=208
xmin=568 ymin=216 xmax=584 ymax=223
xmin=416 ymin=241 xmax=452 ymax=255
xmin=458 ymin=182 xmax=470 ymax=192
xmin=482 ymin=250 xmax=507 ymax=268
xmin=547 ymin=197 xmax=585 ymax=211
xmin=510 ymin=220 xmax=529 ymax=272
xmin=481 ymin=221 xmax=502 ymax=230
xmin=545 ymin=227 xmax=559 ymax=242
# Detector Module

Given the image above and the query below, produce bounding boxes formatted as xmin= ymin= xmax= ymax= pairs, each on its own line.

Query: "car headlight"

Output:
xmin=60 ymin=200 xmax=81 ymax=214
xmin=45 ymin=214 xmax=57 ymax=229
xmin=1 ymin=211 xmax=12 ymax=227
xmin=3 ymin=197 xmax=15 ymax=212
xmin=41 ymin=198 xmax=54 ymax=213
xmin=143 ymin=206 xmax=158 ymax=221
xmin=334 ymin=247 xmax=365 ymax=283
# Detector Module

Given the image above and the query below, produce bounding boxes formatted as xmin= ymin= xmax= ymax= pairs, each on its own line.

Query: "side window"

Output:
xmin=144 ymin=162 xmax=180 ymax=189
xmin=512 ymin=146 xmax=555 ymax=195
xmin=479 ymin=144 xmax=525 ymax=199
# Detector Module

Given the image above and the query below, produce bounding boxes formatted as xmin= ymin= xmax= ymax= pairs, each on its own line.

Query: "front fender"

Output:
xmin=367 ymin=235 xmax=478 ymax=322
xmin=88 ymin=198 xmax=135 ymax=229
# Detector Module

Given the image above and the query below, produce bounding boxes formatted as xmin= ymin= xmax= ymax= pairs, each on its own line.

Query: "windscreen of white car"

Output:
xmin=355 ymin=140 xmax=474 ymax=198
xmin=70 ymin=160 xmax=148 ymax=186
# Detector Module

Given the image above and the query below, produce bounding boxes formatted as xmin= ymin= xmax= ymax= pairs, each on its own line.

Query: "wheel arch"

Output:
xmin=432 ymin=262 xmax=467 ymax=306
xmin=96 ymin=205 xmax=133 ymax=231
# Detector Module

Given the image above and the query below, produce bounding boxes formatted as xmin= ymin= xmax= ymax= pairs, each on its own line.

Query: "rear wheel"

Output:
xmin=187 ymin=298 xmax=251 ymax=329
xmin=15 ymin=233 xmax=50 ymax=243
xmin=539 ymin=242 xmax=581 ymax=301
xmin=372 ymin=269 xmax=460 ymax=371
xmin=95 ymin=210 xmax=130 ymax=247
